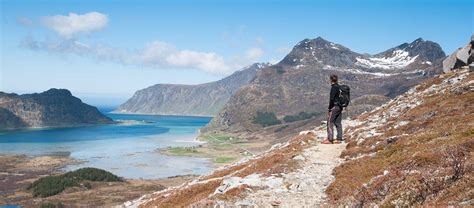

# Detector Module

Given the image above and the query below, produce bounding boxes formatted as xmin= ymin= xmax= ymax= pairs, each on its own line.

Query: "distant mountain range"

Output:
xmin=202 ymin=37 xmax=446 ymax=133
xmin=114 ymin=63 xmax=270 ymax=116
xmin=0 ymin=89 xmax=113 ymax=130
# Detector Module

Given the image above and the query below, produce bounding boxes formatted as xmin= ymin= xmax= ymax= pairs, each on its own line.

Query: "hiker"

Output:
xmin=322 ymin=74 xmax=345 ymax=144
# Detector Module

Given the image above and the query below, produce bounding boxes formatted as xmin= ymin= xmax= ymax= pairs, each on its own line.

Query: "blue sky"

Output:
xmin=1 ymin=0 xmax=473 ymax=106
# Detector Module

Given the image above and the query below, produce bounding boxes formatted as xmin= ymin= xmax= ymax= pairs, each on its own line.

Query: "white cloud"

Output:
xmin=22 ymin=15 xmax=266 ymax=74
xmin=41 ymin=12 xmax=108 ymax=38
xmin=245 ymin=47 xmax=264 ymax=60
xmin=135 ymin=41 xmax=231 ymax=73
xmin=21 ymin=38 xmax=237 ymax=74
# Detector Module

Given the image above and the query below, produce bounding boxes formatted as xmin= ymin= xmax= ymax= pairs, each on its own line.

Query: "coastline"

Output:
xmin=0 ymin=114 xmax=216 ymax=206
xmin=0 ymin=122 xmax=116 ymax=132
xmin=108 ymin=111 xmax=214 ymax=119
xmin=0 ymin=154 xmax=198 ymax=207
xmin=157 ymin=132 xmax=269 ymax=167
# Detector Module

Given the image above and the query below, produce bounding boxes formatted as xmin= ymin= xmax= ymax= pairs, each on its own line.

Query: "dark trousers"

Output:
xmin=327 ymin=106 xmax=343 ymax=141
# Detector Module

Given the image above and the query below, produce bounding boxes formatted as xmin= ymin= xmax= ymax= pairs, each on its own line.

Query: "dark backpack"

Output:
xmin=338 ymin=85 xmax=350 ymax=107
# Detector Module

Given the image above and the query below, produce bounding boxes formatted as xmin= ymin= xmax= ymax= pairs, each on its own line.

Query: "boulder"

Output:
xmin=456 ymin=46 xmax=470 ymax=64
xmin=443 ymin=51 xmax=459 ymax=73
xmin=443 ymin=34 xmax=474 ymax=73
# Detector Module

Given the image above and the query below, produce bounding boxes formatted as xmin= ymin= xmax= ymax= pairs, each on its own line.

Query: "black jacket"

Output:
xmin=328 ymin=83 xmax=341 ymax=111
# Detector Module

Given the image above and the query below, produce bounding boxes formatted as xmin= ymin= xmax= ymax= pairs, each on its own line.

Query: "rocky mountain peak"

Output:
xmin=293 ymin=37 xmax=345 ymax=52
xmin=238 ymin=62 xmax=271 ymax=72
xmin=402 ymin=38 xmax=445 ymax=62
xmin=279 ymin=37 xmax=360 ymax=68
xmin=40 ymin=88 xmax=73 ymax=97
xmin=375 ymin=38 xmax=445 ymax=62
xmin=355 ymin=38 xmax=445 ymax=71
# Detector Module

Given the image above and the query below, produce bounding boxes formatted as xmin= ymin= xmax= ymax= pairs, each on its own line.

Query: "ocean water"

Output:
xmin=0 ymin=112 xmax=213 ymax=179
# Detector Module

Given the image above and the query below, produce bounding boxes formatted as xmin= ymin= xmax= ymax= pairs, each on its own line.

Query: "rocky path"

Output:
xmin=124 ymin=120 xmax=360 ymax=208
xmin=215 ymin=120 xmax=359 ymax=207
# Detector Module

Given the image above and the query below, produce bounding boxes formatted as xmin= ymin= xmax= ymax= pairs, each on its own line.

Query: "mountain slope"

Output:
xmin=203 ymin=37 xmax=445 ymax=133
xmin=327 ymin=69 xmax=473 ymax=206
xmin=114 ymin=63 xmax=269 ymax=116
xmin=0 ymin=89 xmax=112 ymax=130
xmin=124 ymin=67 xmax=473 ymax=208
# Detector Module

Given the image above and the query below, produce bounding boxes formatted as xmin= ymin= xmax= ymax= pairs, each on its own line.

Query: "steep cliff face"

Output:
xmin=0 ymin=89 xmax=113 ymax=130
xmin=114 ymin=63 xmax=269 ymax=116
xmin=203 ymin=37 xmax=445 ymax=133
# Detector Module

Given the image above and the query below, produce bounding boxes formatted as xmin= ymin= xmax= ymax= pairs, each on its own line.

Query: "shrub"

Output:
xmin=252 ymin=111 xmax=281 ymax=127
xmin=283 ymin=111 xmax=322 ymax=123
xmin=28 ymin=175 xmax=79 ymax=197
xmin=83 ymin=182 xmax=92 ymax=189
xmin=274 ymin=125 xmax=289 ymax=132
xmin=40 ymin=202 xmax=64 ymax=208
xmin=28 ymin=167 xmax=121 ymax=197
xmin=64 ymin=167 xmax=122 ymax=182
xmin=276 ymin=67 xmax=285 ymax=74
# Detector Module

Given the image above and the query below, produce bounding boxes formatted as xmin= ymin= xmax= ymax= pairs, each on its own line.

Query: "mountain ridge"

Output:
xmin=202 ymin=37 xmax=446 ymax=133
xmin=0 ymin=88 xmax=113 ymax=130
xmin=114 ymin=63 xmax=270 ymax=116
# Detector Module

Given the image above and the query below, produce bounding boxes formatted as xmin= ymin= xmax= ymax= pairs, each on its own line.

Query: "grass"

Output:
xmin=213 ymin=156 xmax=237 ymax=164
xmin=141 ymin=133 xmax=314 ymax=207
xmin=165 ymin=147 xmax=201 ymax=156
xmin=160 ymin=133 xmax=246 ymax=165
xmin=200 ymin=134 xmax=237 ymax=144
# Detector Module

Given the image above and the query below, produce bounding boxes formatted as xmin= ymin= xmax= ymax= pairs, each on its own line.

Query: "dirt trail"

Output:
xmin=124 ymin=119 xmax=360 ymax=208
xmin=212 ymin=120 xmax=360 ymax=207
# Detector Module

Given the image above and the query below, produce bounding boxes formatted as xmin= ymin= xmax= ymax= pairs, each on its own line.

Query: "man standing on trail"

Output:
xmin=322 ymin=74 xmax=343 ymax=144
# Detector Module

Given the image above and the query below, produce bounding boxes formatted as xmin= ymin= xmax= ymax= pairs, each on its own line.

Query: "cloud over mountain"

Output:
xmin=21 ymin=12 xmax=268 ymax=74
xmin=21 ymin=37 xmax=251 ymax=74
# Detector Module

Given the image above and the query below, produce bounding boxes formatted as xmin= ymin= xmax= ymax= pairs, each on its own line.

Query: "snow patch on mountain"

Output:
xmin=323 ymin=67 xmax=424 ymax=77
xmin=356 ymin=50 xmax=418 ymax=70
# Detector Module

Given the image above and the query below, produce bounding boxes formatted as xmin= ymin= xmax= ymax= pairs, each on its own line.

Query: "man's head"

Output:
xmin=330 ymin=74 xmax=338 ymax=84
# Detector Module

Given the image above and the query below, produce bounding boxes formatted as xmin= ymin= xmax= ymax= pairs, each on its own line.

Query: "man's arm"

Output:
xmin=328 ymin=85 xmax=337 ymax=111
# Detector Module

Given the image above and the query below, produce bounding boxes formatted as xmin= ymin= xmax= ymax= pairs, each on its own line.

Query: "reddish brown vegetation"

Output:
xmin=327 ymin=71 xmax=474 ymax=206
xmin=140 ymin=134 xmax=314 ymax=207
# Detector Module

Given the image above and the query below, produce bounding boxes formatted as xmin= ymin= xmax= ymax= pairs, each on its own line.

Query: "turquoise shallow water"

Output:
xmin=0 ymin=113 xmax=213 ymax=179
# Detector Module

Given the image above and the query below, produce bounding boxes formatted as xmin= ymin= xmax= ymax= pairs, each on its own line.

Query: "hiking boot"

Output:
xmin=333 ymin=140 xmax=343 ymax=144
xmin=321 ymin=139 xmax=333 ymax=144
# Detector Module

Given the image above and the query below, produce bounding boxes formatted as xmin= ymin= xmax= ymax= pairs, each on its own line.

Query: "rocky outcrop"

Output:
xmin=0 ymin=89 xmax=113 ymax=130
xmin=443 ymin=34 xmax=474 ymax=72
xmin=203 ymin=37 xmax=446 ymax=133
xmin=114 ymin=63 xmax=269 ymax=116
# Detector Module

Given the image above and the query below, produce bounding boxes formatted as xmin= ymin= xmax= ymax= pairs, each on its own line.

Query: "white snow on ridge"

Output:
xmin=356 ymin=49 xmax=418 ymax=70
xmin=323 ymin=67 xmax=424 ymax=77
